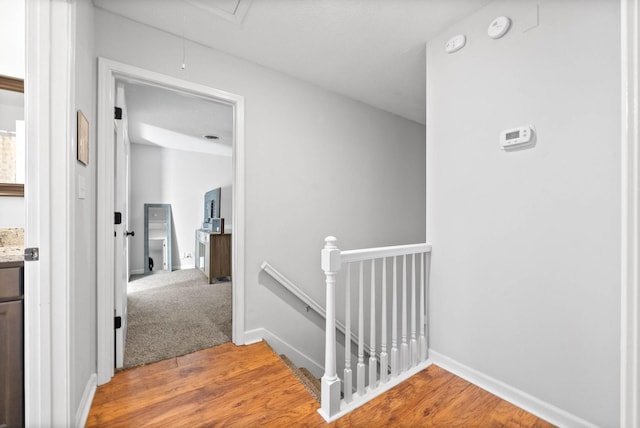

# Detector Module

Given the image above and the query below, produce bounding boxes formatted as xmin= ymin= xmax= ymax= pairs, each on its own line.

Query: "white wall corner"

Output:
xmin=243 ymin=327 xmax=266 ymax=346
xmin=428 ymin=350 xmax=599 ymax=428
xmin=621 ymin=0 xmax=640 ymax=426
xmin=74 ymin=373 xmax=97 ymax=428
xmin=244 ymin=328 xmax=324 ymax=378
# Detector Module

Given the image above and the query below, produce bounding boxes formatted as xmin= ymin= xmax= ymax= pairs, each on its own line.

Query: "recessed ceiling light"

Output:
xmin=203 ymin=134 xmax=219 ymax=140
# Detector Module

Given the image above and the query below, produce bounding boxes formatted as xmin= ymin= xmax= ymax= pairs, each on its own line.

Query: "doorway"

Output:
xmin=117 ymin=79 xmax=234 ymax=369
xmin=96 ymin=58 xmax=246 ymax=384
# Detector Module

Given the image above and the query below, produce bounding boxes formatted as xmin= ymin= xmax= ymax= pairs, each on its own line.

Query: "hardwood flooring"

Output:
xmin=86 ymin=342 xmax=554 ymax=427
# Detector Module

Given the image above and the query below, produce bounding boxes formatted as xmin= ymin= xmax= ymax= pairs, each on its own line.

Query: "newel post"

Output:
xmin=320 ymin=236 xmax=341 ymax=419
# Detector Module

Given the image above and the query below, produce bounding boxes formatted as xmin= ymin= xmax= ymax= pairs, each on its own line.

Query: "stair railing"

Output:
xmin=319 ymin=236 xmax=432 ymax=421
xmin=261 ymin=261 xmax=376 ymax=357
xmin=261 ymin=261 xmax=326 ymax=317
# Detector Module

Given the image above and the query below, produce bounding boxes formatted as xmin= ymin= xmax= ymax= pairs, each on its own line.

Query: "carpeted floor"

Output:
xmin=123 ymin=269 xmax=232 ymax=369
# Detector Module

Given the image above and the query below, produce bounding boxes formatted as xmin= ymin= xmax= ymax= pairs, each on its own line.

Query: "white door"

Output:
xmin=114 ymin=83 xmax=131 ymax=368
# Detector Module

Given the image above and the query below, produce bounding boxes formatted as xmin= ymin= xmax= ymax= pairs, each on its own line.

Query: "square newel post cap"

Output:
xmin=321 ymin=236 xmax=341 ymax=272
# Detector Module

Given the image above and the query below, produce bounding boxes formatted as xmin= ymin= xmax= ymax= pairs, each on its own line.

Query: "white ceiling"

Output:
xmin=94 ymin=0 xmax=492 ymax=125
xmin=122 ymin=81 xmax=233 ymax=156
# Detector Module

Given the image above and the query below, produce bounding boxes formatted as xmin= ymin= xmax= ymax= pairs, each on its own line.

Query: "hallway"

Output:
xmin=86 ymin=342 xmax=552 ymax=427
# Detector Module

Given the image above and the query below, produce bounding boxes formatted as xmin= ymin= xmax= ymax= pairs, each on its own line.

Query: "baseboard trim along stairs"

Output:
xmin=245 ymin=327 xmax=324 ymax=378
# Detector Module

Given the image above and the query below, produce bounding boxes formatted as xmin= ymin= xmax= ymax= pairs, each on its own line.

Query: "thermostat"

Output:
xmin=500 ymin=125 xmax=535 ymax=149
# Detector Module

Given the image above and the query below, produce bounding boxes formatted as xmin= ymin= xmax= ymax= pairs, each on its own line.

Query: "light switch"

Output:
xmin=78 ymin=175 xmax=87 ymax=199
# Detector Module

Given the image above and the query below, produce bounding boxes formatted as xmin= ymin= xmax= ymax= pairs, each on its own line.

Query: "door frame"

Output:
xmin=24 ymin=0 xmax=74 ymax=425
xmin=96 ymin=58 xmax=246 ymax=384
xmin=621 ymin=0 xmax=639 ymax=426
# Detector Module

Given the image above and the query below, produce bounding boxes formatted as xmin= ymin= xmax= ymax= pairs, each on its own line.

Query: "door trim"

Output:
xmin=25 ymin=0 xmax=74 ymax=425
xmin=96 ymin=58 xmax=246 ymax=384
xmin=621 ymin=0 xmax=639 ymax=426
xmin=25 ymin=0 xmax=52 ymax=425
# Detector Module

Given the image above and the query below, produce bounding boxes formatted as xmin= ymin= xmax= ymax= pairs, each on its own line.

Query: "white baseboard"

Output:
xmin=175 ymin=262 xmax=196 ymax=270
xmin=129 ymin=263 xmax=195 ymax=276
xmin=75 ymin=373 xmax=97 ymax=428
xmin=428 ymin=350 xmax=597 ymax=428
xmin=245 ymin=327 xmax=324 ymax=378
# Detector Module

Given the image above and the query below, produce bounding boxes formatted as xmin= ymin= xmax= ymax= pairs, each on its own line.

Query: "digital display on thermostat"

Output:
xmin=506 ymin=130 xmax=520 ymax=139
xmin=501 ymin=125 xmax=534 ymax=150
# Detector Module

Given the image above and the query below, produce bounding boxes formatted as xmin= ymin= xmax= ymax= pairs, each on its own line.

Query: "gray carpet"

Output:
xmin=123 ymin=269 xmax=232 ymax=369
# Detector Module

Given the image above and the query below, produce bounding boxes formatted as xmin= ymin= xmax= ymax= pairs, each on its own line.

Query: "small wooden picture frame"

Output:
xmin=77 ymin=110 xmax=89 ymax=165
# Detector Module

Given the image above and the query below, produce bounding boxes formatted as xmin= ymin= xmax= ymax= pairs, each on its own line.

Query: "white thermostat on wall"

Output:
xmin=500 ymin=125 xmax=535 ymax=150
xmin=488 ymin=16 xmax=511 ymax=39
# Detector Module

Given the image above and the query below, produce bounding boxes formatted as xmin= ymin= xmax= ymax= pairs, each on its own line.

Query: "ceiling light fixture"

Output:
xmin=203 ymin=134 xmax=219 ymax=140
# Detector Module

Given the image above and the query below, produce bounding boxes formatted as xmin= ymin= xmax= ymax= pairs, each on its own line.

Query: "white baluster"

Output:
xmin=410 ymin=253 xmax=418 ymax=367
xmin=401 ymin=254 xmax=409 ymax=371
xmin=357 ymin=261 xmax=366 ymax=395
xmin=320 ymin=236 xmax=341 ymax=418
xmin=419 ymin=252 xmax=427 ymax=361
xmin=369 ymin=259 xmax=377 ymax=390
xmin=425 ymin=252 xmax=431 ymax=359
xmin=344 ymin=263 xmax=353 ymax=403
xmin=380 ymin=257 xmax=389 ymax=383
xmin=391 ymin=256 xmax=399 ymax=377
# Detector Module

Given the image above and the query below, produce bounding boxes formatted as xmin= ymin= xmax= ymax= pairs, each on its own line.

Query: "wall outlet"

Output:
xmin=184 ymin=252 xmax=192 ymax=259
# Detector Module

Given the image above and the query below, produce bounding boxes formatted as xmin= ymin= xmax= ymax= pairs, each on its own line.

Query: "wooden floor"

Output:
xmin=86 ymin=342 xmax=554 ymax=427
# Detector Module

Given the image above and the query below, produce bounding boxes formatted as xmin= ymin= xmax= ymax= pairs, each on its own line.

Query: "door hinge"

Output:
xmin=114 ymin=106 xmax=122 ymax=120
xmin=24 ymin=247 xmax=39 ymax=261
xmin=114 ymin=316 xmax=122 ymax=329
xmin=115 ymin=212 xmax=122 ymax=225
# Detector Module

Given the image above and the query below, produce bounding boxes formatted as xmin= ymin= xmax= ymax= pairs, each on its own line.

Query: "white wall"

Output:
xmin=129 ymin=143 xmax=232 ymax=272
xmin=0 ymin=197 xmax=23 ymax=227
xmin=426 ymin=1 xmax=619 ymax=426
xmin=0 ymin=91 xmax=23 ymax=130
xmin=96 ymin=9 xmax=426 ymax=364
xmin=0 ymin=0 xmax=25 ymax=79
xmin=71 ymin=0 xmax=97 ymax=420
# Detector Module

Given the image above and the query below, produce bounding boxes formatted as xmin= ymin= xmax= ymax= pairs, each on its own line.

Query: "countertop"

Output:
xmin=0 ymin=247 xmax=24 ymax=267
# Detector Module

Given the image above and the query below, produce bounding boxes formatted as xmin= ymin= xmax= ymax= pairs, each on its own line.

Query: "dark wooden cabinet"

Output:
xmin=0 ymin=263 xmax=23 ymax=428
xmin=209 ymin=233 xmax=231 ymax=279
xmin=195 ymin=231 xmax=231 ymax=283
